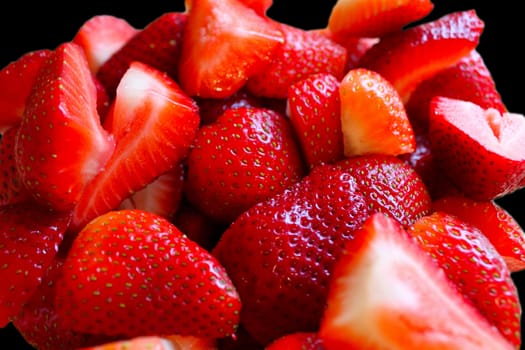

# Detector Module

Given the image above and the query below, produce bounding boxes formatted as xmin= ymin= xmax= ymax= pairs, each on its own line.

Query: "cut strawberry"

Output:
xmin=72 ymin=14 xmax=138 ymax=74
xmin=358 ymin=9 xmax=485 ymax=102
xmin=327 ymin=0 xmax=434 ymax=39
xmin=71 ymin=61 xmax=200 ymax=232
xmin=15 ymin=42 xmax=115 ymax=212
xmin=319 ymin=213 xmax=515 ymax=350
xmin=245 ymin=23 xmax=347 ymax=99
xmin=428 ymin=96 xmax=525 ymax=200
xmin=286 ymin=73 xmax=344 ymax=169
xmin=265 ymin=332 xmax=325 ymax=350
xmin=339 ymin=68 xmax=415 ymax=157
xmin=96 ymin=12 xmax=187 ymax=99
xmin=408 ymin=211 xmax=521 ymax=348
xmin=177 ymin=0 xmax=284 ymax=98
xmin=0 ymin=49 xmax=52 ymax=133
xmin=432 ymin=194 xmax=525 ymax=272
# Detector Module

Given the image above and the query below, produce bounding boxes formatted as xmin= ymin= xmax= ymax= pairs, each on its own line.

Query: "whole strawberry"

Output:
xmin=184 ymin=106 xmax=306 ymax=224
xmin=54 ymin=209 xmax=241 ymax=339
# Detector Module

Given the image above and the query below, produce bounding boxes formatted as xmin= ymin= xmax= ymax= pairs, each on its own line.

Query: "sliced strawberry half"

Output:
xmin=177 ymin=0 xmax=284 ymax=98
xmin=428 ymin=96 xmax=525 ymax=200
xmin=327 ymin=0 xmax=434 ymax=39
xmin=14 ymin=42 xmax=115 ymax=212
xmin=358 ymin=9 xmax=485 ymax=102
xmin=339 ymin=68 xmax=415 ymax=157
xmin=319 ymin=212 xmax=515 ymax=350
xmin=71 ymin=61 xmax=200 ymax=232
xmin=72 ymin=14 xmax=138 ymax=74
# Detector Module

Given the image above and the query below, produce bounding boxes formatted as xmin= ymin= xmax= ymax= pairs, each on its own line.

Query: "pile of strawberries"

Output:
xmin=1 ymin=0 xmax=524 ymax=349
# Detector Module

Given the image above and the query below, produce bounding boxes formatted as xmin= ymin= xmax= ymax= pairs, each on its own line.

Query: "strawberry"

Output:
xmin=286 ymin=73 xmax=344 ymax=169
xmin=428 ymin=96 xmax=525 ymax=200
xmin=217 ymin=325 xmax=264 ymax=350
xmin=78 ymin=335 xmax=217 ymax=350
xmin=0 ymin=48 xmax=52 ymax=133
xmin=319 ymin=213 xmax=515 ymax=350
xmin=358 ymin=9 xmax=485 ymax=102
xmin=55 ymin=209 xmax=242 ymax=339
xmin=432 ymin=194 xmax=525 ymax=272
xmin=72 ymin=14 xmax=138 ymax=74
xmin=96 ymin=12 xmax=187 ymax=99
xmin=406 ymin=49 xmax=507 ymax=131
xmin=71 ymin=61 xmax=200 ymax=232
xmin=184 ymin=106 xmax=306 ymax=224
xmin=327 ymin=0 xmax=434 ymax=40
xmin=0 ymin=201 xmax=70 ymax=327
xmin=265 ymin=332 xmax=324 ymax=350
xmin=245 ymin=23 xmax=347 ymax=99
xmin=14 ymin=42 xmax=115 ymax=212
xmin=407 ymin=211 xmax=521 ymax=348
xmin=338 ymin=68 xmax=416 ymax=157
xmin=177 ymin=0 xmax=284 ymax=98
xmin=323 ymin=33 xmax=378 ymax=71
xmin=0 ymin=125 xmax=31 ymax=207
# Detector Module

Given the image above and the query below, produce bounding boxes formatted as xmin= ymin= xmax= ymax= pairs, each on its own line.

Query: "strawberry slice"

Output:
xmin=327 ymin=0 xmax=434 ymax=39
xmin=55 ymin=209 xmax=241 ymax=339
xmin=286 ymin=73 xmax=344 ymax=169
xmin=432 ymin=194 xmax=525 ymax=272
xmin=265 ymin=332 xmax=324 ymax=350
xmin=0 ymin=201 xmax=70 ymax=327
xmin=71 ymin=61 xmax=200 ymax=232
xmin=407 ymin=211 xmax=521 ymax=348
xmin=319 ymin=213 xmax=515 ymax=350
xmin=428 ymin=96 xmax=525 ymax=200
xmin=177 ymin=0 xmax=284 ymax=98
xmin=72 ymin=14 xmax=138 ymax=74
xmin=339 ymin=68 xmax=415 ymax=157
xmin=358 ymin=9 xmax=485 ymax=102
xmin=0 ymin=49 xmax=52 ymax=133
xmin=15 ymin=42 xmax=115 ymax=212
xmin=96 ymin=12 xmax=187 ymax=99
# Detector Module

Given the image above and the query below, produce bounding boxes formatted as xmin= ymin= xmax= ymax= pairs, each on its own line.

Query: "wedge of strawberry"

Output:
xmin=286 ymin=73 xmax=344 ymax=169
xmin=71 ymin=61 xmax=200 ymax=232
xmin=319 ymin=213 xmax=515 ymax=350
xmin=55 ymin=209 xmax=241 ymax=339
xmin=184 ymin=106 xmax=306 ymax=224
xmin=407 ymin=211 xmax=521 ymax=347
xmin=265 ymin=332 xmax=324 ymax=350
xmin=14 ymin=42 xmax=115 ymax=212
xmin=406 ymin=49 xmax=507 ymax=131
xmin=96 ymin=12 xmax=187 ymax=99
xmin=0 ymin=126 xmax=31 ymax=207
xmin=0 ymin=201 xmax=71 ymax=327
xmin=358 ymin=9 xmax=485 ymax=102
xmin=327 ymin=0 xmax=434 ymax=39
xmin=339 ymin=68 xmax=415 ymax=157
xmin=0 ymin=48 xmax=51 ymax=133
xmin=78 ymin=335 xmax=217 ymax=350
xmin=245 ymin=23 xmax=347 ymax=99
xmin=177 ymin=0 xmax=284 ymax=98
xmin=432 ymin=194 xmax=525 ymax=272
xmin=72 ymin=14 xmax=138 ymax=74
xmin=428 ymin=96 xmax=525 ymax=200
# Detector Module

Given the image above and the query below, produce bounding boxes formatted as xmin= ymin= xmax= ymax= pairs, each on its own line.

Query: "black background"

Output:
xmin=0 ymin=1 xmax=524 ymax=348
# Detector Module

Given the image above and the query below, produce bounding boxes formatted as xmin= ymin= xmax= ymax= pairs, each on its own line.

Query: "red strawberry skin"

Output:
xmin=55 ymin=209 xmax=241 ymax=339
xmin=0 ymin=126 xmax=31 ymax=207
xmin=14 ymin=42 xmax=115 ymax=212
xmin=265 ymin=332 xmax=324 ymax=350
xmin=184 ymin=106 xmax=306 ymax=224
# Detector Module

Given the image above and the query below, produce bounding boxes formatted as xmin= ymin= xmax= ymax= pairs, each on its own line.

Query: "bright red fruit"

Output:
xmin=319 ymin=213 xmax=515 ymax=350
xmin=265 ymin=332 xmax=324 ymax=350
xmin=78 ymin=335 xmax=217 ymax=350
xmin=177 ymin=0 xmax=284 ymax=98
xmin=55 ymin=209 xmax=241 ymax=339
xmin=0 ymin=126 xmax=31 ymax=207
xmin=428 ymin=96 xmax=525 ymax=200
xmin=246 ymin=23 xmax=347 ymax=99
xmin=14 ymin=42 xmax=115 ymax=212
xmin=0 ymin=201 xmax=70 ymax=327
xmin=96 ymin=12 xmax=187 ymax=99
xmin=407 ymin=211 xmax=521 ymax=347
xmin=432 ymin=194 xmax=525 ymax=272
xmin=286 ymin=73 xmax=344 ymax=169
xmin=184 ymin=106 xmax=306 ymax=224
xmin=71 ymin=61 xmax=200 ymax=232
xmin=358 ymin=9 xmax=485 ymax=102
